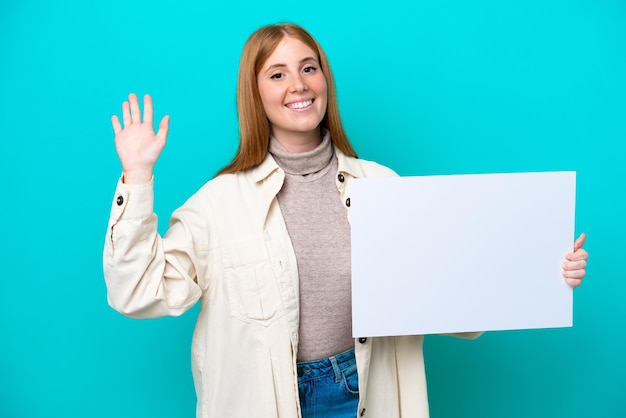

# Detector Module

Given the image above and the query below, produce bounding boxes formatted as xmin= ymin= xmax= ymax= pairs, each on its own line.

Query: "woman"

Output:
xmin=105 ymin=23 xmax=588 ymax=418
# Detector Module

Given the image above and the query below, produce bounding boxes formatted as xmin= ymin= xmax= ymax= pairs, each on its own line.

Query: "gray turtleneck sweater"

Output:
xmin=269 ymin=133 xmax=353 ymax=361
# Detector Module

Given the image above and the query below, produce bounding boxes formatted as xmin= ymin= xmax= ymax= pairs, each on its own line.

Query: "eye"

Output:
xmin=270 ymin=73 xmax=283 ymax=80
xmin=303 ymin=66 xmax=318 ymax=73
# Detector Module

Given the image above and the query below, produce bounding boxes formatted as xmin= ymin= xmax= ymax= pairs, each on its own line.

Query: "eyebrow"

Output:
xmin=263 ymin=56 xmax=319 ymax=74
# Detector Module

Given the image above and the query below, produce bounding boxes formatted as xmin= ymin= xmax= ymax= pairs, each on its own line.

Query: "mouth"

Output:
xmin=285 ymin=99 xmax=314 ymax=110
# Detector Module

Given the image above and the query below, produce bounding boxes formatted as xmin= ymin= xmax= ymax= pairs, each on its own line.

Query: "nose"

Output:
xmin=290 ymin=74 xmax=308 ymax=93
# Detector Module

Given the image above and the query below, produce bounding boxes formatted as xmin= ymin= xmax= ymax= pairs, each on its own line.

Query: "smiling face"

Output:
xmin=257 ymin=36 xmax=328 ymax=152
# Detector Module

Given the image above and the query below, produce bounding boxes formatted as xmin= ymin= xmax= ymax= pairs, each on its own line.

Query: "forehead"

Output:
xmin=264 ymin=36 xmax=318 ymax=65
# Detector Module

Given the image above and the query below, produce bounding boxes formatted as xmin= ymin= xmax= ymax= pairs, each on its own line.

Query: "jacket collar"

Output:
xmin=335 ymin=145 xmax=365 ymax=179
xmin=250 ymin=152 xmax=281 ymax=183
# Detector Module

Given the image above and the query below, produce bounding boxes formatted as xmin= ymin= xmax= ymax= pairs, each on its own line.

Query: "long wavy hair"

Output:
xmin=217 ymin=23 xmax=356 ymax=175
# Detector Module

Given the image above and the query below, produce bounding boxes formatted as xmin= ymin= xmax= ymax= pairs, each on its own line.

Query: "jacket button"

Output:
xmin=345 ymin=198 xmax=351 ymax=207
xmin=338 ymin=173 xmax=345 ymax=182
xmin=359 ymin=337 xmax=367 ymax=343
xmin=360 ymin=408 xmax=366 ymax=416
xmin=116 ymin=196 xmax=124 ymax=206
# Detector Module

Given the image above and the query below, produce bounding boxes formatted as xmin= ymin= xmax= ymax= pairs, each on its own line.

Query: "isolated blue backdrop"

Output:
xmin=1 ymin=1 xmax=624 ymax=417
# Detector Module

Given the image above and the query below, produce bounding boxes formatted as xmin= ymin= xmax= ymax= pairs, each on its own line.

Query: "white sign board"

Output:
xmin=350 ymin=172 xmax=576 ymax=337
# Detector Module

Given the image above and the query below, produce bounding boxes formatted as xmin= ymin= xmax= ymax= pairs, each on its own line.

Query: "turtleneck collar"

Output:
xmin=268 ymin=130 xmax=334 ymax=176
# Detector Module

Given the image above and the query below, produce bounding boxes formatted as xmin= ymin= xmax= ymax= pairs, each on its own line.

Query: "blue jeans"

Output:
xmin=297 ymin=348 xmax=359 ymax=418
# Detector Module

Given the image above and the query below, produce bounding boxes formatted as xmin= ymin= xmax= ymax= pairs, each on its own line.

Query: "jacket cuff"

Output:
xmin=109 ymin=176 xmax=155 ymax=222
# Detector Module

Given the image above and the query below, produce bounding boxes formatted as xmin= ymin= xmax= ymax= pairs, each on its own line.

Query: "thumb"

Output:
xmin=573 ymin=232 xmax=586 ymax=251
xmin=156 ymin=115 xmax=170 ymax=144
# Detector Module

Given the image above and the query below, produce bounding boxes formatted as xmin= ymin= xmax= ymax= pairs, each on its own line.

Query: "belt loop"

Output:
xmin=329 ymin=355 xmax=342 ymax=383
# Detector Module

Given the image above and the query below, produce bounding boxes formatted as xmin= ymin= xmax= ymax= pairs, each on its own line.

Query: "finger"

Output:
xmin=129 ymin=93 xmax=141 ymax=124
xmin=563 ymin=259 xmax=587 ymax=271
xmin=573 ymin=232 xmax=587 ymax=251
xmin=111 ymin=115 xmax=122 ymax=135
xmin=564 ymin=277 xmax=582 ymax=289
xmin=563 ymin=268 xmax=586 ymax=280
xmin=563 ymin=268 xmax=586 ymax=289
xmin=567 ymin=248 xmax=588 ymax=261
xmin=122 ymin=101 xmax=131 ymax=127
xmin=155 ymin=115 xmax=170 ymax=144
xmin=143 ymin=94 xmax=153 ymax=125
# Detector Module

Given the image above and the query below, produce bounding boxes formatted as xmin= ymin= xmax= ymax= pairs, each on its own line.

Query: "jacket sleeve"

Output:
xmin=102 ymin=178 xmax=204 ymax=319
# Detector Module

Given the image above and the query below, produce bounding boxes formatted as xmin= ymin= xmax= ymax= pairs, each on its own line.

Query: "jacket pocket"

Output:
xmin=222 ymin=238 xmax=285 ymax=326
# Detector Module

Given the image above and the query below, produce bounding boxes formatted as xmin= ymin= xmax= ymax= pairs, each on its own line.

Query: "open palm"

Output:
xmin=111 ymin=93 xmax=169 ymax=184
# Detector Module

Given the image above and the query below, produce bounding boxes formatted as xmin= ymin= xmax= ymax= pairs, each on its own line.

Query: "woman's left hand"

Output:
xmin=563 ymin=233 xmax=588 ymax=288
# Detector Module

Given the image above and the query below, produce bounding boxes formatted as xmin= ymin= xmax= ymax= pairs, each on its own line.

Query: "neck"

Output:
xmin=272 ymin=127 xmax=322 ymax=153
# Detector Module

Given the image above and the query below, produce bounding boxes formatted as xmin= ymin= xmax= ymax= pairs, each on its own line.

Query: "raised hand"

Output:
xmin=111 ymin=93 xmax=169 ymax=184
xmin=563 ymin=233 xmax=588 ymax=288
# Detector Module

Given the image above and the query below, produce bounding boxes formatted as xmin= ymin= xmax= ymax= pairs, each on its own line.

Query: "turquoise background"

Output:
xmin=1 ymin=0 xmax=624 ymax=417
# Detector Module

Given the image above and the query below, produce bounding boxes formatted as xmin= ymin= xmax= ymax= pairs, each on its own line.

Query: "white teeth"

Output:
xmin=287 ymin=99 xmax=313 ymax=109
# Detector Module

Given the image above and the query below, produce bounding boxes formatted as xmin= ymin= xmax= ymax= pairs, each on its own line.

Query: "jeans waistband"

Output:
xmin=297 ymin=347 xmax=356 ymax=383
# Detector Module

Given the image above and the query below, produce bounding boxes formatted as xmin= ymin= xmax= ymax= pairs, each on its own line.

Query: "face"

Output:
xmin=257 ymin=36 xmax=328 ymax=149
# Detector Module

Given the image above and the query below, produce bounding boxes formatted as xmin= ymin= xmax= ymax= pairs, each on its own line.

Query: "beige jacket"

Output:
xmin=103 ymin=147 xmax=473 ymax=418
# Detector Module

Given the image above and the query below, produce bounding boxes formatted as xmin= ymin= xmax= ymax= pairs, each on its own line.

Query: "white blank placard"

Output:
xmin=350 ymin=172 xmax=576 ymax=337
